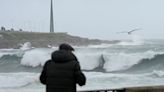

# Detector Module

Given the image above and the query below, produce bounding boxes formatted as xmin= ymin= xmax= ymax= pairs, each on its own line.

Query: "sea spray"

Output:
xmin=21 ymin=48 xmax=52 ymax=67
xmin=103 ymin=51 xmax=158 ymax=72
xmin=75 ymin=53 xmax=101 ymax=70
xmin=20 ymin=42 xmax=33 ymax=51
xmin=1 ymin=40 xmax=164 ymax=91
xmin=118 ymin=34 xmax=144 ymax=45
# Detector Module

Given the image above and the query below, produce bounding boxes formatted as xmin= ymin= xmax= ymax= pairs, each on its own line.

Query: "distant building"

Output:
xmin=10 ymin=28 xmax=14 ymax=31
xmin=19 ymin=29 xmax=23 ymax=32
xmin=1 ymin=26 xmax=5 ymax=31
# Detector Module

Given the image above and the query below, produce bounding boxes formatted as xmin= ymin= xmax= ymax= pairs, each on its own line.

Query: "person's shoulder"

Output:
xmin=71 ymin=60 xmax=80 ymax=66
xmin=46 ymin=59 xmax=51 ymax=63
xmin=51 ymin=50 xmax=60 ymax=54
xmin=44 ymin=59 xmax=52 ymax=65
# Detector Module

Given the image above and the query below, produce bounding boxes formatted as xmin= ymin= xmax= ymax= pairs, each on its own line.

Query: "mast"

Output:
xmin=50 ymin=0 xmax=54 ymax=33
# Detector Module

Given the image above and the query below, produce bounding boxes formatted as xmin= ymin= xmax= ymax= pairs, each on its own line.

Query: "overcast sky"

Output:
xmin=0 ymin=0 xmax=164 ymax=40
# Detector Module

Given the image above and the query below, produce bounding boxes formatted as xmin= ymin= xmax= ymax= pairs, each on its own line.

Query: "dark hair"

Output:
xmin=59 ymin=43 xmax=74 ymax=51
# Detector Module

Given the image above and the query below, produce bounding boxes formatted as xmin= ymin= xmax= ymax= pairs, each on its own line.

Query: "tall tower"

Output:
xmin=50 ymin=0 xmax=54 ymax=33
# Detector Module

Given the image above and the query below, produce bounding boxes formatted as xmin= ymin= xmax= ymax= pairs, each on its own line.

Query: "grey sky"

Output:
xmin=0 ymin=0 xmax=164 ymax=40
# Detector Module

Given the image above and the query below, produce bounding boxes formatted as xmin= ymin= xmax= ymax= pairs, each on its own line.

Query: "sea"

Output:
xmin=0 ymin=39 xmax=164 ymax=92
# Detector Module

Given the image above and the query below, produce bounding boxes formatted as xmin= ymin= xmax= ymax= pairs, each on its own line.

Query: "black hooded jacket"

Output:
xmin=40 ymin=50 xmax=86 ymax=92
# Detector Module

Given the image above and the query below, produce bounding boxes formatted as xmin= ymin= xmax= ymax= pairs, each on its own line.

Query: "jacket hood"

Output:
xmin=51 ymin=50 xmax=77 ymax=63
xmin=59 ymin=43 xmax=74 ymax=51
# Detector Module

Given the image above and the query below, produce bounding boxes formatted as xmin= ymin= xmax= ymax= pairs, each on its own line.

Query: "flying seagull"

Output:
xmin=117 ymin=28 xmax=141 ymax=35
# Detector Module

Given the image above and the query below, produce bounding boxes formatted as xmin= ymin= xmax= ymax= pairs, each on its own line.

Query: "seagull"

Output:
xmin=117 ymin=28 xmax=141 ymax=35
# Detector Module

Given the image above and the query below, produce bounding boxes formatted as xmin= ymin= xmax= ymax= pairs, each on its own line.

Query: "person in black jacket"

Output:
xmin=40 ymin=43 xmax=86 ymax=92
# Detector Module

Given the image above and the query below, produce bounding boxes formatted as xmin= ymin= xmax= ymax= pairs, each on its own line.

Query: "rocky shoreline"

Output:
xmin=0 ymin=31 xmax=120 ymax=48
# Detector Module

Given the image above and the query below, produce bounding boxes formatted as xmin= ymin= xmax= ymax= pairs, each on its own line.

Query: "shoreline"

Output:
xmin=0 ymin=31 xmax=120 ymax=48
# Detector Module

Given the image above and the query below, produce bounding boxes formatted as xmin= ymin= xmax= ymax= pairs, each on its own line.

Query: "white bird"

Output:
xmin=117 ymin=28 xmax=141 ymax=35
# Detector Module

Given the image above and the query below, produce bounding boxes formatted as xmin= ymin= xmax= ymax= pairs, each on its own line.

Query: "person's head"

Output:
xmin=59 ymin=43 xmax=74 ymax=51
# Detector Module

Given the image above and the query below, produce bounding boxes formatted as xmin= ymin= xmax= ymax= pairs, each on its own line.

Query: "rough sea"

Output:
xmin=1 ymin=39 xmax=164 ymax=92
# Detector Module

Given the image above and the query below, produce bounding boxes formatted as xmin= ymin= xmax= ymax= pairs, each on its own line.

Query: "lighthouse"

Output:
xmin=50 ymin=0 xmax=54 ymax=33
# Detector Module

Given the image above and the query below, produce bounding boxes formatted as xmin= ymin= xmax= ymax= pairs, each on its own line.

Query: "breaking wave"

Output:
xmin=0 ymin=48 xmax=164 ymax=73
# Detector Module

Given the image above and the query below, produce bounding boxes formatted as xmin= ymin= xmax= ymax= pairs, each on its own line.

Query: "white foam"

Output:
xmin=0 ymin=72 xmax=164 ymax=91
xmin=20 ymin=47 xmax=164 ymax=71
xmin=0 ymin=73 xmax=39 ymax=88
xmin=47 ymin=45 xmax=58 ymax=50
xmin=103 ymin=51 xmax=163 ymax=72
xmin=146 ymin=70 xmax=164 ymax=78
xmin=82 ymin=71 xmax=164 ymax=90
xmin=20 ymin=42 xmax=33 ymax=51
xmin=0 ymin=34 xmax=3 ymax=39
xmin=87 ymin=44 xmax=113 ymax=48
xmin=20 ymin=48 xmax=102 ymax=69
xmin=21 ymin=48 xmax=52 ymax=67
xmin=118 ymin=34 xmax=144 ymax=46
xmin=0 ymin=53 xmax=5 ymax=58
xmin=75 ymin=53 xmax=101 ymax=70
xmin=0 ymin=51 xmax=24 ymax=59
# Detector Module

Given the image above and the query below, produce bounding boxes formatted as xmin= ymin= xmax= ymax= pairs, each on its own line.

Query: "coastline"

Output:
xmin=0 ymin=31 xmax=120 ymax=48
